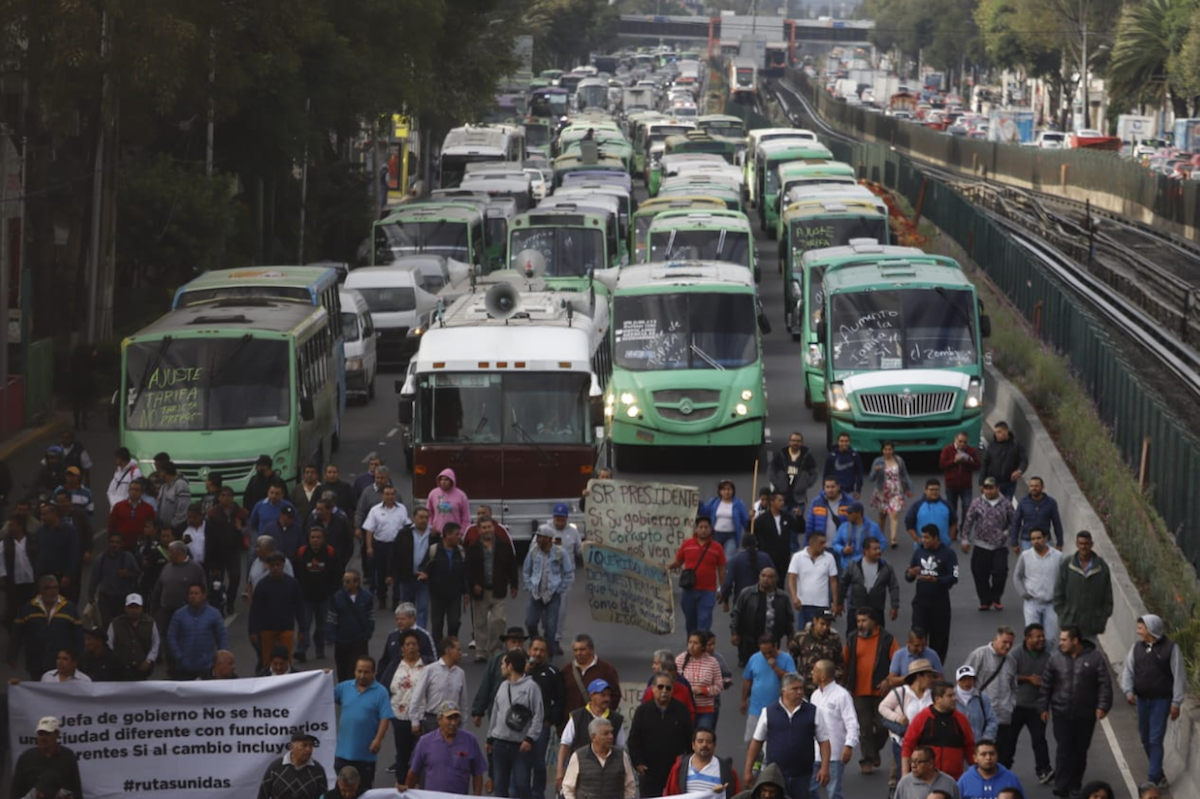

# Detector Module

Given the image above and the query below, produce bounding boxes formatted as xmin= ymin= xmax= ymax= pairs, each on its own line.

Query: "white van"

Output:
xmin=338 ymin=288 xmax=378 ymax=402
xmin=344 ymin=267 xmax=437 ymax=369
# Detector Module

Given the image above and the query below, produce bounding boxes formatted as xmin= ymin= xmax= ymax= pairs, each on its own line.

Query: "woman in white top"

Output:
xmin=389 ymin=629 xmax=428 ymax=777
xmin=878 ymin=658 xmax=937 ymax=792
xmin=700 ymin=480 xmax=750 ymax=562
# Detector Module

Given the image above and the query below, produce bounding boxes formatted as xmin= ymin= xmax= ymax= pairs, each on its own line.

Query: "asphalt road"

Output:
xmin=0 ymin=195 xmax=1153 ymax=798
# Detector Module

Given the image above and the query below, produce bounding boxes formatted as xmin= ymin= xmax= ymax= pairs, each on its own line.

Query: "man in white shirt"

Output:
xmin=1012 ymin=528 xmax=1063 ymax=644
xmin=744 ymin=672 xmax=831 ymax=799
xmin=1 ymin=516 xmax=38 ymax=619
xmin=40 ymin=647 xmax=92 ymax=683
xmin=787 ymin=529 xmax=840 ymax=630
xmin=809 ymin=659 xmax=858 ymax=799
xmin=409 ymin=635 xmax=469 ymax=733
xmin=106 ymin=447 xmax=143 ymax=508
xmin=363 ymin=486 xmax=410 ymax=610
xmin=181 ymin=504 xmax=207 ymax=568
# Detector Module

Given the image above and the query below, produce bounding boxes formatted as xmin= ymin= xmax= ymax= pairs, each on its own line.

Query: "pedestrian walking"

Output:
xmin=755 ymin=492 xmax=799 ymax=576
xmin=980 ymin=422 xmax=1027 ymax=500
xmin=1038 ymin=626 xmax=1113 ymax=797
xmin=308 ymin=498 xmax=354 ymax=569
xmin=294 ymin=526 xmax=342 ymax=663
xmin=1 ymin=514 xmax=38 ymax=627
xmin=206 ymin=486 xmax=247 ymax=614
xmin=426 ymin=468 xmax=470 ymax=534
xmin=839 ymin=536 xmax=900 ymax=634
xmin=701 ymin=480 xmax=751 ymax=562
xmin=790 ymin=610 xmax=844 ymax=694
xmin=663 ymin=728 xmax=741 ymax=799
xmin=1010 ymin=477 xmax=1064 ymax=551
xmin=808 ymin=658 xmax=858 ymax=799
xmin=106 ymin=447 xmax=143 ymax=509
xmin=471 ymin=628 xmax=528 ymax=724
xmin=32 ymin=503 xmax=79 ymax=598
xmin=409 ymin=636 xmax=469 ymax=734
xmin=292 ymin=464 xmax=324 ymax=523
xmin=557 ymin=680 xmax=627 ymax=791
xmin=730 ymin=568 xmax=793 ymax=667
xmin=107 ymin=476 xmax=156 ymax=552
xmin=719 ymin=535 xmax=775 ymax=618
xmin=904 ymin=479 xmax=957 ymax=547
xmin=363 ymin=486 xmax=409 ymax=610
xmin=561 ymin=717 xmax=637 ymax=799
xmin=767 ymin=431 xmax=818 ymax=521
xmin=257 ymin=731 xmax=328 ymax=799
xmin=107 ymin=593 xmax=159 ymax=681
xmin=804 ymin=479 xmax=850 ymax=552
xmin=486 ymin=648 xmax=544 ymax=799
xmin=402 ymin=701 xmax=487 ymax=794
xmin=730 ymin=764 xmax=786 ymax=799
xmin=79 ymin=627 xmax=120 ymax=680
xmin=167 ymin=582 xmax=227 ymax=680
xmin=823 ymin=432 xmax=864 ymax=499
xmin=244 ymin=455 xmax=286 ymax=511
xmin=539 ymin=504 xmax=581 ymax=653
xmin=868 ymin=442 xmax=911 ymax=548
xmin=88 ymin=532 xmax=141 ymax=630
xmin=466 ymin=516 xmax=518 ymax=661
xmin=743 ymin=672 xmax=831 ymax=799
xmin=940 ymin=431 xmax=981 ymax=528
xmin=354 ymin=465 xmax=392 ymax=583
xmin=1004 ymin=624 xmax=1052 ymax=782
xmin=1120 ymin=614 xmax=1184 ymax=790
xmin=7 ymin=576 xmax=83 ymax=679
xmin=957 ymin=737 xmax=1023 ymax=799
xmin=963 ymin=627 xmax=1017 ymax=747
xmin=830 ymin=502 xmax=884 ymax=572
xmin=561 ymin=633 xmax=621 ymax=715
xmin=418 ymin=522 xmax=468 ymax=643
xmin=640 ymin=649 xmax=696 ymax=722
xmin=905 ymin=525 xmax=959 ymax=663
xmin=526 ymin=636 xmax=565 ymax=798
xmin=676 ymin=632 xmax=724 ymax=731
xmin=740 ymin=635 xmax=796 ymax=742
xmin=886 ymin=627 xmax=946 ymax=689
xmin=953 ymin=665 xmax=998 ymax=741
xmin=10 ymin=717 xmax=83 ymax=799
xmin=961 ymin=477 xmax=1015 ymax=611
xmin=668 ymin=516 xmax=727 ymax=635
xmin=317 ymin=464 xmax=355 ymax=519
xmin=879 ymin=658 xmax=938 ymax=795
xmin=333 ymin=655 xmax=393 ymax=790
xmin=156 ymin=462 xmax=192 ymax=529
xmin=325 ymin=569 xmax=375 ymax=682
xmin=1053 ymin=530 xmax=1113 ymax=641
xmin=385 ymin=629 xmax=426 ymax=778
xmin=379 ymin=603 xmax=437 ymax=688
xmin=390 ymin=507 xmax=433 ymax=629
xmin=248 ymin=551 xmax=304 ymax=666
xmin=523 ymin=523 xmax=573 ymax=647
xmin=1012 ymin=529 xmax=1062 ymax=643
xmin=786 ymin=530 xmax=839 ymax=629
xmin=843 ymin=606 xmax=897 ymax=775
xmin=901 ymin=681 xmax=975 ymax=780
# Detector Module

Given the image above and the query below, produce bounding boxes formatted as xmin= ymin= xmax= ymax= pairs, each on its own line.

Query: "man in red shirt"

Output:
xmin=901 ymin=681 xmax=976 ymax=779
xmin=108 ymin=479 xmax=157 ymax=551
xmin=669 ymin=517 xmax=727 ymax=637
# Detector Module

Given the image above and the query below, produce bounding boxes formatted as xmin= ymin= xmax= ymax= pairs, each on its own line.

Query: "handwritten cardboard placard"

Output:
xmin=584 ymin=479 xmax=701 ymax=566
xmin=582 ymin=543 xmax=674 ymax=635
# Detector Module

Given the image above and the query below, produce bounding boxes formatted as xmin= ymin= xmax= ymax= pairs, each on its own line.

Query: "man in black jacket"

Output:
xmin=980 ymin=422 xmax=1029 ymax=500
xmin=628 ymin=671 xmax=693 ymax=797
xmin=294 ymin=526 xmax=343 ymax=662
xmin=840 ymin=537 xmax=901 ymax=632
xmin=418 ymin=522 xmax=468 ymax=643
xmin=243 ymin=455 xmax=285 ymax=510
xmin=730 ymin=567 xmax=793 ymax=667
xmin=390 ymin=508 xmax=433 ymax=629
xmin=527 ymin=635 xmax=565 ymax=799
xmin=465 ymin=516 xmax=519 ymax=662
xmin=1038 ymin=626 xmax=1113 ymax=798
xmin=767 ymin=432 xmax=818 ymax=520
xmin=752 ymin=492 xmax=797 ymax=576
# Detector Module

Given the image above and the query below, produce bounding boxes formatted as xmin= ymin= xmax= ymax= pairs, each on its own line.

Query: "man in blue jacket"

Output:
xmin=1009 ymin=477 xmax=1064 ymax=551
xmin=167 ymin=582 xmax=227 ymax=679
xmin=904 ymin=479 xmax=957 ymax=547
xmin=831 ymin=502 xmax=883 ymax=571
xmin=805 ymin=478 xmax=850 ymax=548
xmin=326 ymin=569 xmax=375 ymax=682
xmin=957 ymin=738 xmax=1024 ymax=799
xmin=823 ymin=433 xmax=864 ymax=499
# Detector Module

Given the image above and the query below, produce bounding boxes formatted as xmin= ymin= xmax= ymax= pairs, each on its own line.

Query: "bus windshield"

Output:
xmin=525 ymin=124 xmax=552 ymax=147
xmin=648 ymin=229 xmax=751 ymax=267
xmin=382 ymin=220 xmax=470 ymax=262
xmin=509 ymin=228 xmax=605 ymax=276
xmin=124 ymin=338 xmax=290 ymax=431
xmin=829 ymin=288 xmax=977 ymax=371
xmin=175 ymin=286 xmax=312 ymax=306
xmin=701 ymin=123 xmax=744 ymax=139
xmin=415 ymin=372 xmax=590 ymax=445
xmin=614 ymin=293 xmax=757 ymax=371
xmin=792 ymin=217 xmax=888 ymax=257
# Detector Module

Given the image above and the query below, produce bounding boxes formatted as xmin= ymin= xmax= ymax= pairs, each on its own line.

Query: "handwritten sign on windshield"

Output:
xmin=136 ymin=367 xmax=203 ymax=429
xmin=835 ymin=309 xmax=903 ymax=369
xmin=583 ymin=543 xmax=675 ymax=635
xmin=795 ymin=223 xmax=836 ymax=250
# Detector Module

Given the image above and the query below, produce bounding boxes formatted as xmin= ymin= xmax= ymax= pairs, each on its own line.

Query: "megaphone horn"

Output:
xmin=485 ymin=283 xmax=521 ymax=320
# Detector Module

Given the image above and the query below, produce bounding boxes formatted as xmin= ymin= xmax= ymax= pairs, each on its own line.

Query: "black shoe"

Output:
xmin=294 ymin=652 xmax=307 ymax=664
xmin=386 ymin=765 xmax=396 ymax=774
xmin=1037 ymin=769 xmax=1055 ymax=785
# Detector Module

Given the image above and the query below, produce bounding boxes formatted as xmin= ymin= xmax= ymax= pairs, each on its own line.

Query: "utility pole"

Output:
xmin=86 ymin=9 xmax=110 ymax=345
xmin=297 ymin=98 xmax=310 ymax=265
xmin=206 ymin=28 xmax=215 ymax=178
xmin=1081 ymin=19 xmax=1089 ymax=130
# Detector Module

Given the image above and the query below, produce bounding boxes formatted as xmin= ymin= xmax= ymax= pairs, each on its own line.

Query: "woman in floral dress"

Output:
xmin=388 ymin=630 xmax=427 ymax=778
xmin=868 ymin=441 xmax=912 ymax=547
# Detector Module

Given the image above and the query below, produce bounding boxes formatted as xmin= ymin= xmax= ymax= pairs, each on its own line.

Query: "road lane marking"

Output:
xmin=387 ymin=427 xmax=399 ymax=438
xmin=1099 ymin=713 xmax=1138 ymax=798
xmin=361 ymin=450 xmax=376 ymax=464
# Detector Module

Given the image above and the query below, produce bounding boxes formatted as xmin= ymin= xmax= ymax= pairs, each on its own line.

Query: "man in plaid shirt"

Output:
xmin=258 ymin=731 xmax=328 ymax=799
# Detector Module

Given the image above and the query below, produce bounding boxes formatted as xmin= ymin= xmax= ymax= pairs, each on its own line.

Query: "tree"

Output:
xmin=1108 ymin=0 xmax=1195 ymax=118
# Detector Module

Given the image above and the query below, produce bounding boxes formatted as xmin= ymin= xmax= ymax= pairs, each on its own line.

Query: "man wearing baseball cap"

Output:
xmin=403 ymin=701 xmax=487 ymax=794
xmin=107 ymin=592 xmax=159 ymax=680
xmin=522 ymin=525 xmax=574 ymax=656
xmin=11 ymin=717 xmax=82 ymax=799
xmin=259 ymin=731 xmax=328 ymax=799
xmin=556 ymin=678 xmax=626 ymax=791
xmin=537 ymin=503 xmax=581 ymax=653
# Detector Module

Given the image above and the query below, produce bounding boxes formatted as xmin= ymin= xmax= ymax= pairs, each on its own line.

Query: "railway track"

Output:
xmin=764 ymin=75 xmax=1200 ymax=401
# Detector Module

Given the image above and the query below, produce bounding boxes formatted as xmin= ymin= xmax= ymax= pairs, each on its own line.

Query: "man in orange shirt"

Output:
xmin=842 ymin=606 xmax=899 ymax=775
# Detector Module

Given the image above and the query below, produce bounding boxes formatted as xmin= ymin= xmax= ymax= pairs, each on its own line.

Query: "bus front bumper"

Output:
xmin=608 ymin=415 xmax=764 ymax=447
xmin=828 ymin=413 xmax=983 ymax=453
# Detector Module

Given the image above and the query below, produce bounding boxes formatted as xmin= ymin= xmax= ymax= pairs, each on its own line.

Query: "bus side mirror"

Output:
xmin=299 ymin=396 xmax=315 ymax=422
xmin=757 ymin=311 xmax=772 ymax=335
xmin=589 ymin=396 xmax=605 ymax=428
xmin=398 ymin=401 xmax=414 ymax=425
xmin=979 ymin=315 xmax=992 ymax=338
xmin=817 ymin=319 xmax=828 ymax=343
xmin=754 ymin=265 xmax=762 ymax=284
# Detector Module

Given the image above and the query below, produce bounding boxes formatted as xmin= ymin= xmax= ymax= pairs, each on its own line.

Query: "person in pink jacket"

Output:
xmin=426 ymin=468 xmax=470 ymax=533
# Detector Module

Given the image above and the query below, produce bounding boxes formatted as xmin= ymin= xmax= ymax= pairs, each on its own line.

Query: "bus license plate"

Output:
xmin=636 ymin=429 xmax=655 ymax=443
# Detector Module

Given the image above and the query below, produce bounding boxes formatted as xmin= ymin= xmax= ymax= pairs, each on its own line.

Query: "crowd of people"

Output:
xmin=0 ymin=423 xmax=1188 ymax=799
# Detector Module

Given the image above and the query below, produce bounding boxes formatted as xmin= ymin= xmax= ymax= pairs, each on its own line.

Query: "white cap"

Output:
xmin=125 ymin=593 xmax=144 ymax=606
xmin=955 ymin=665 xmax=977 ymax=681
xmin=36 ymin=717 xmax=61 ymax=733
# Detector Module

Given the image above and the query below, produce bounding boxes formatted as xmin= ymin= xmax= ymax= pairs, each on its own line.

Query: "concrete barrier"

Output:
xmin=984 ymin=364 xmax=1196 ymax=795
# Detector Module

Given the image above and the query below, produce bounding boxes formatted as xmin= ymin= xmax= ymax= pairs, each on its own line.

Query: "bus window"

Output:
xmin=613 ymin=293 xmax=757 ymax=371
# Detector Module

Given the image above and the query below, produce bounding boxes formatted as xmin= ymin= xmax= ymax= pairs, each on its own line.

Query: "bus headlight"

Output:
xmin=626 ymin=405 xmax=640 ymax=417
xmin=740 ymin=389 xmax=754 ymax=401
xmin=620 ymin=392 xmax=636 ymax=405
xmin=806 ymin=345 xmax=824 ymax=368
xmin=829 ymin=383 xmax=850 ymax=412
xmin=966 ymin=378 xmax=983 ymax=408
xmin=605 ymin=393 xmax=615 ymax=407
xmin=735 ymin=403 xmax=749 ymax=416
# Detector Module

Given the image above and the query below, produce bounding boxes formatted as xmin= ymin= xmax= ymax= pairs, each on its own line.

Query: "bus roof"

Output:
xmin=759 ymin=140 xmax=833 ymax=160
xmin=646 ymin=210 xmax=751 ymax=231
xmin=635 ymin=196 xmax=728 ymax=215
xmin=748 ymin=128 xmax=818 ymax=145
xmin=381 ymin=204 xmax=482 ymax=223
xmin=130 ymin=301 xmax=326 ymax=342
xmin=172 ymin=266 xmax=338 ymax=308
xmin=513 ymin=210 xmax=608 ymax=227
xmin=784 ymin=197 xmax=886 ymax=218
xmin=615 ymin=261 xmax=756 ymax=291
xmin=778 ymin=161 xmax=856 ymax=179
xmin=800 ymin=242 xmax=925 ymax=265
xmin=822 ymin=257 xmax=970 ymax=292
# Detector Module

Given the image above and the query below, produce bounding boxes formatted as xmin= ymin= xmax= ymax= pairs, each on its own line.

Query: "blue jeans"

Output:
xmin=782 ymin=772 xmax=811 ymax=799
xmin=945 ymin=487 xmax=972 ymax=527
xmin=530 ymin=724 xmax=551 ymax=798
xmin=1137 ymin=696 xmax=1172 ymax=782
xmin=1023 ymin=599 xmax=1059 ymax=645
xmin=400 ymin=580 xmax=430 ymax=629
xmin=296 ymin=598 xmax=328 ymax=655
xmin=681 ymin=589 xmax=716 ymax=634
xmin=525 ymin=594 xmax=562 ymax=644
xmin=810 ymin=758 xmax=845 ymax=799
xmin=797 ymin=605 xmax=828 ymax=630
xmin=714 ymin=531 xmax=738 ymax=563
xmin=491 ymin=738 xmax=533 ymax=798
xmin=998 ymin=481 xmax=1017 ymax=500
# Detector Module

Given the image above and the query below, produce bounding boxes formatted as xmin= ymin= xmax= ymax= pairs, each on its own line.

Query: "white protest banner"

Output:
xmin=582 ymin=542 xmax=675 ymax=634
xmin=584 ymin=479 xmax=701 ymax=565
xmin=8 ymin=671 xmax=336 ymax=799
xmin=365 ymin=789 xmax=718 ymax=799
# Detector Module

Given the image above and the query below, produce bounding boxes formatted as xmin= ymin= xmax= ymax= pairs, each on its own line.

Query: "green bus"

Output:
xmin=508 ymin=208 xmax=619 ymax=291
xmin=550 ymin=152 xmax=626 ymax=188
xmin=120 ymin=302 xmax=340 ymax=493
xmin=817 ymin=251 xmax=991 ymax=451
xmin=632 ymin=195 xmax=727 ymax=263
xmin=696 ymin=114 xmax=747 ymax=141
xmin=604 ymin=262 xmax=765 ymax=466
xmin=781 ymin=197 xmax=890 ymax=338
xmin=743 ymin=128 xmax=819 ymax=206
xmin=644 ymin=209 xmax=758 ymax=282
xmin=372 ymin=203 xmax=486 ymax=272
xmin=773 ymin=161 xmax=858 ymax=237
xmin=658 ymin=177 xmax=744 ymax=213
xmin=754 ymin=140 xmax=834 ymax=235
